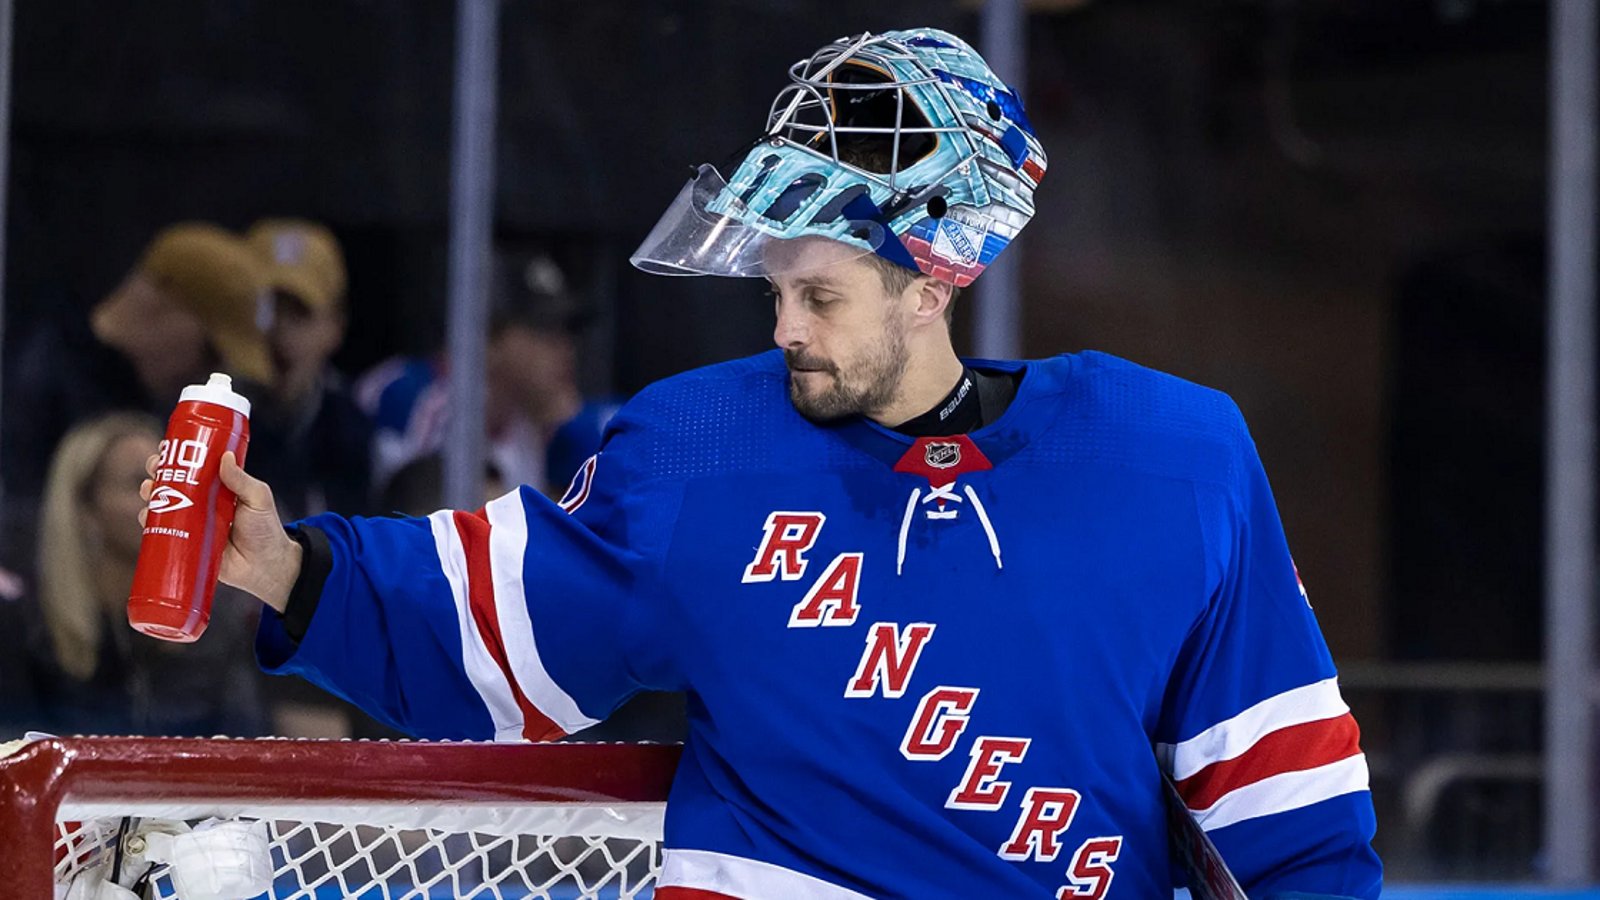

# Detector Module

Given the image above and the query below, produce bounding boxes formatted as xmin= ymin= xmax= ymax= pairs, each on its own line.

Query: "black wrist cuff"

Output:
xmin=282 ymin=525 xmax=333 ymax=644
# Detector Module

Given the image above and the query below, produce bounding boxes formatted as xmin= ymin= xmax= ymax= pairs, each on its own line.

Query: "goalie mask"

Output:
xmin=630 ymin=28 xmax=1047 ymax=287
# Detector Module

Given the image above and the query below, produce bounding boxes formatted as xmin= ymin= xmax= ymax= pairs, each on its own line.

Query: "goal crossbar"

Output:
xmin=0 ymin=736 xmax=682 ymax=898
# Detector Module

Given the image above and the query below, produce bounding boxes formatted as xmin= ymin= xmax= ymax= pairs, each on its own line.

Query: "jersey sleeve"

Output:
xmin=1157 ymin=407 xmax=1382 ymax=899
xmin=256 ymin=418 xmax=672 ymax=743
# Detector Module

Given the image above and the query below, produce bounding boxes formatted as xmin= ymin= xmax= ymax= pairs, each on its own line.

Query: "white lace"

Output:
xmin=896 ymin=488 xmax=922 ymax=575
xmin=896 ymin=481 xmax=1003 ymax=575
xmin=965 ymin=485 xmax=1003 ymax=570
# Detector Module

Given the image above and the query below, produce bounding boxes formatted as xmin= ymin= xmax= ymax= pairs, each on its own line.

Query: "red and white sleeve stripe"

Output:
xmin=1158 ymin=677 xmax=1369 ymax=831
xmin=427 ymin=490 xmax=602 ymax=742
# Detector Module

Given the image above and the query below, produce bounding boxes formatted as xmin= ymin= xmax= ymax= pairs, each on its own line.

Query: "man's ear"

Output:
xmin=912 ymin=277 xmax=955 ymax=325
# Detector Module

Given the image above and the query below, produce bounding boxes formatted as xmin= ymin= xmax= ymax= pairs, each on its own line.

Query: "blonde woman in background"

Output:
xmin=39 ymin=413 xmax=163 ymax=685
xmin=5 ymin=412 xmax=268 ymax=736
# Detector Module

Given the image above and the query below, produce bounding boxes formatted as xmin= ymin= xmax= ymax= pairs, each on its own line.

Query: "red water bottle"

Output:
xmin=129 ymin=372 xmax=252 ymax=642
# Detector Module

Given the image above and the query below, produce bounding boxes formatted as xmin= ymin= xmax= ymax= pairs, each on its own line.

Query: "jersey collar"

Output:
xmin=824 ymin=355 xmax=1045 ymax=472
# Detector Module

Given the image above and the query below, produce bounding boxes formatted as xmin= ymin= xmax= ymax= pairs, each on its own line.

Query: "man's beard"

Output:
xmin=785 ymin=321 xmax=909 ymax=423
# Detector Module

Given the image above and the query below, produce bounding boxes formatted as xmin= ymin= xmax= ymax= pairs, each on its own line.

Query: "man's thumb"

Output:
xmin=219 ymin=452 xmax=272 ymax=511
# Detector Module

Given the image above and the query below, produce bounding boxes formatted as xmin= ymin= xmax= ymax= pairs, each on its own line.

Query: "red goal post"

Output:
xmin=0 ymin=736 xmax=681 ymax=899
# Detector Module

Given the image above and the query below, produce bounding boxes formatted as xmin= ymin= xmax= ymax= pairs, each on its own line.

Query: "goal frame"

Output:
xmin=0 ymin=736 xmax=682 ymax=898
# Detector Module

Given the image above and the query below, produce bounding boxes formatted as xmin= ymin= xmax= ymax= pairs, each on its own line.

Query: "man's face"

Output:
xmin=91 ymin=274 xmax=211 ymax=390
xmin=88 ymin=431 xmax=159 ymax=562
xmin=487 ymin=324 xmax=576 ymax=407
xmin=769 ymin=241 xmax=911 ymax=423
xmin=271 ymin=290 xmax=344 ymax=395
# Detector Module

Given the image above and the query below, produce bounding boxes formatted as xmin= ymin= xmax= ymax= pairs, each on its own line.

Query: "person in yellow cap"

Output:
xmin=243 ymin=219 xmax=375 ymax=521
xmin=3 ymin=223 xmax=272 ymax=505
xmin=94 ymin=222 xmax=275 ymax=393
xmin=246 ymin=219 xmax=347 ymax=409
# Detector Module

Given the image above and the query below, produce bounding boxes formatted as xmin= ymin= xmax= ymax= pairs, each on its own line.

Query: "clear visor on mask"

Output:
xmin=630 ymin=164 xmax=885 ymax=278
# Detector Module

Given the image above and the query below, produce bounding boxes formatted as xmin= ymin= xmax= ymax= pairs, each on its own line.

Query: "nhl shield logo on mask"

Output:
xmin=925 ymin=441 xmax=962 ymax=469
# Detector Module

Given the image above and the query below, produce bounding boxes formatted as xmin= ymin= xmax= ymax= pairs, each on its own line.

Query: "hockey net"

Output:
xmin=0 ymin=737 xmax=680 ymax=900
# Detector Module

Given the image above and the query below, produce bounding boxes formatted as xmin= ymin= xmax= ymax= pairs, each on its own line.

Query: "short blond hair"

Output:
xmin=860 ymin=252 xmax=960 ymax=325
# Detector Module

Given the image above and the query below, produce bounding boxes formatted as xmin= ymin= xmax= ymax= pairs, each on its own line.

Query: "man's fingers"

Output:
xmin=218 ymin=452 xmax=272 ymax=511
xmin=145 ymin=452 xmax=158 ymax=479
xmin=138 ymin=477 xmax=152 ymax=526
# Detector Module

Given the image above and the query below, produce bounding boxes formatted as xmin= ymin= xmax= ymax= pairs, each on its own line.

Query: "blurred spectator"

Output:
xmin=358 ymin=254 xmax=620 ymax=502
xmin=3 ymin=223 xmax=272 ymax=507
xmin=22 ymin=413 xmax=266 ymax=736
xmin=484 ymin=257 xmax=617 ymax=494
xmin=358 ymin=354 xmax=445 ymax=497
xmin=0 ymin=557 xmax=39 ymax=738
xmin=242 ymin=219 xmax=375 ymax=520
xmin=379 ymin=454 xmax=508 ymax=518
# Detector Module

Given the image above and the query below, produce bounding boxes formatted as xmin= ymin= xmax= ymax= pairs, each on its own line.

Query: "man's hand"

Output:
xmin=140 ymin=451 xmax=302 ymax=613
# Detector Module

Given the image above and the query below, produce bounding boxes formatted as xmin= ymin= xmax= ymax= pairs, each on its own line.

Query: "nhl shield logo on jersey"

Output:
xmin=894 ymin=435 xmax=993 ymax=486
xmin=925 ymin=441 xmax=962 ymax=470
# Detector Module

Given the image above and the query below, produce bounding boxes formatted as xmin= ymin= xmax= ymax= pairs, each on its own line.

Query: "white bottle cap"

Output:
xmin=179 ymin=372 xmax=252 ymax=418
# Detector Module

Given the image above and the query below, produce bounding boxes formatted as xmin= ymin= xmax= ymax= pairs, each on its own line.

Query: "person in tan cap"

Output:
xmin=246 ymin=219 xmax=347 ymax=408
xmin=243 ymin=219 xmax=374 ymax=521
xmin=3 ymin=223 xmax=271 ymax=506
xmin=92 ymin=222 xmax=274 ymax=396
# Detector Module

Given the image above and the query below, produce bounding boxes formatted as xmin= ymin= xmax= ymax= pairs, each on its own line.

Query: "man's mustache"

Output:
xmin=784 ymin=350 xmax=835 ymax=374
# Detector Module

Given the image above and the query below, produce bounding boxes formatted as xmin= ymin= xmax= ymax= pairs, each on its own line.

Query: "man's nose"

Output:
xmin=773 ymin=299 xmax=809 ymax=349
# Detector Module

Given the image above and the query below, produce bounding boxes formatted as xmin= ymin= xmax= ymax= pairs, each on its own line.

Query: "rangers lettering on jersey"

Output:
xmin=844 ymin=622 xmax=936 ymax=698
xmin=948 ymin=736 xmax=1032 ymax=810
xmin=742 ymin=511 xmax=825 ymax=582
xmin=1065 ymin=837 xmax=1124 ymax=900
xmin=900 ymin=686 xmax=979 ymax=760
xmin=787 ymin=552 xmax=864 ymax=627
xmin=1000 ymin=788 xmax=1083 ymax=862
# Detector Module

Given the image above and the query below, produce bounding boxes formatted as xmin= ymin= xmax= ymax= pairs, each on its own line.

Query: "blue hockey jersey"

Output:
xmin=258 ymin=350 xmax=1382 ymax=899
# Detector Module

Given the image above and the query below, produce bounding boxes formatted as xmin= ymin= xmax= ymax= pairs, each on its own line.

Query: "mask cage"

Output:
xmin=764 ymin=33 xmax=977 ymax=194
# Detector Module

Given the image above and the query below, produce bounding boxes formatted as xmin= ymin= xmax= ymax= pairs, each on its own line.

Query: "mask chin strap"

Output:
xmin=840 ymin=192 xmax=921 ymax=272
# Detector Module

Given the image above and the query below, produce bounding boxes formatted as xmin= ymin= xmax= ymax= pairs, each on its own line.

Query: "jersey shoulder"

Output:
xmin=1026 ymin=350 xmax=1252 ymax=488
xmin=594 ymin=351 xmax=812 ymax=482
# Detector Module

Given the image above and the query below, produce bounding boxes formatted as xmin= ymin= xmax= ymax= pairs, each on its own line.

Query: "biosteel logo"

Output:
xmin=147 ymin=486 xmax=194 ymax=515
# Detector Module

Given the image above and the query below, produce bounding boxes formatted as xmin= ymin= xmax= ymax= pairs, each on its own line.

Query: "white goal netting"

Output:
xmin=3 ymin=738 xmax=677 ymax=900
xmin=55 ymin=804 xmax=665 ymax=900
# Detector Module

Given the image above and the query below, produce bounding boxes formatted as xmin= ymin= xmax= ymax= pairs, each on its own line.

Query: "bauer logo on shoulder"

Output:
xmin=128 ymin=372 xmax=251 ymax=642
